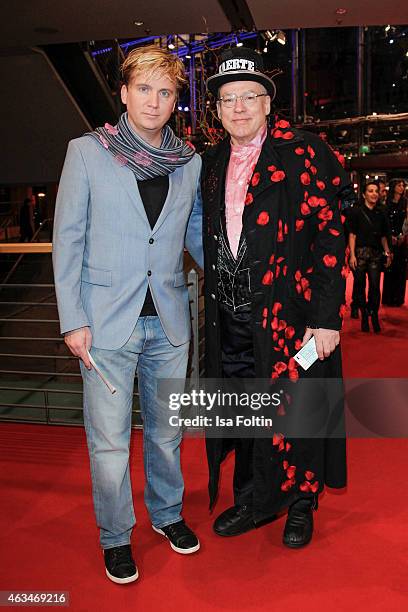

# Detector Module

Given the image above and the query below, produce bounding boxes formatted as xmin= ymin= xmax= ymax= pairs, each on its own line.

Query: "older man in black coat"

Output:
xmin=201 ymin=47 xmax=351 ymax=548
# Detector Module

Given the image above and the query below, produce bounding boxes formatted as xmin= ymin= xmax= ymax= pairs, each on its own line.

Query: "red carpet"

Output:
xmin=1 ymin=276 xmax=407 ymax=611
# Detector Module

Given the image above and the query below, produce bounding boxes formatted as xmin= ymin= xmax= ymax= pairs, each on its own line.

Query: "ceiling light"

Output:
xmin=265 ymin=30 xmax=277 ymax=42
xmin=37 ymin=192 xmax=46 ymax=197
xmin=133 ymin=20 xmax=144 ymax=26
xmin=185 ymin=54 xmax=191 ymax=59
xmin=277 ymin=31 xmax=286 ymax=45
xmin=335 ymin=8 xmax=347 ymax=15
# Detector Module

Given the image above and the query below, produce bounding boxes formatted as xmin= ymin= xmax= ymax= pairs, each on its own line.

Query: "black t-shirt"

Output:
xmin=138 ymin=175 xmax=169 ymax=316
xmin=348 ymin=204 xmax=390 ymax=250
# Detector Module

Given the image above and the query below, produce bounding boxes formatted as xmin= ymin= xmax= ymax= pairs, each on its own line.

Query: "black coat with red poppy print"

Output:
xmin=201 ymin=119 xmax=351 ymax=519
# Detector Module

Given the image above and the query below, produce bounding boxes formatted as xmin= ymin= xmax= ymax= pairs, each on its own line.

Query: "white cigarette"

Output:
xmin=87 ymin=350 xmax=117 ymax=394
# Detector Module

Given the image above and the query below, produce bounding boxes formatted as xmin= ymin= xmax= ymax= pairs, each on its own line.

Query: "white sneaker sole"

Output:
xmin=152 ymin=525 xmax=200 ymax=554
xmin=105 ymin=567 xmax=139 ymax=584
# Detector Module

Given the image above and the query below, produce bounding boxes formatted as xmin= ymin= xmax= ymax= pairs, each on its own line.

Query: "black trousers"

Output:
xmin=353 ymin=246 xmax=382 ymax=313
xmin=219 ymin=303 xmax=255 ymax=507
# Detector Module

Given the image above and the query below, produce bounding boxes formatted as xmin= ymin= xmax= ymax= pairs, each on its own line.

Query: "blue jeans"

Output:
xmin=80 ymin=316 xmax=189 ymax=549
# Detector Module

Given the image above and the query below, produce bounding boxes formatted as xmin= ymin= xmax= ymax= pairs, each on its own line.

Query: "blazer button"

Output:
xmin=212 ymin=321 xmax=216 ymax=326
xmin=211 ymin=293 xmax=216 ymax=300
xmin=147 ymin=270 xmax=152 ymax=276
xmin=212 ymin=264 xmax=216 ymax=271
xmin=149 ymin=238 xmax=154 ymax=244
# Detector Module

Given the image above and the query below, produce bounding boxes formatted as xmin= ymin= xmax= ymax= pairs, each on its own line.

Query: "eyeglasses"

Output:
xmin=217 ymin=92 xmax=268 ymax=108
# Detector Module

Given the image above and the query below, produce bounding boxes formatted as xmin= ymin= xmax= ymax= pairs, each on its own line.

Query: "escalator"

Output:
xmin=42 ymin=42 xmax=121 ymax=128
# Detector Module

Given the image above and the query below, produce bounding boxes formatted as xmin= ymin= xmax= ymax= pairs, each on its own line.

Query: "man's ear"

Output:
xmin=265 ymin=95 xmax=271 ymax=117
xmin=120 ymin=84 xmax=128 ymax=106
xmin=216 ymin=101 xmax=222 ymax=120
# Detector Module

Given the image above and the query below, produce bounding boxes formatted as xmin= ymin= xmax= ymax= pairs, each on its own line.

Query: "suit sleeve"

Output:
xmin=185 ymin=155 xmax=204 ymax=269
xmin=52 ymin=140 xmax=90 ymax=335
xmin=306 ymin=145 xmax=351 ymax=330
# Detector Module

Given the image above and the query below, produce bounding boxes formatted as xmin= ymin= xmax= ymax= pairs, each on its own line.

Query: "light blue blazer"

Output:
xmin=52 ymin=136 xmax=203 ymax=349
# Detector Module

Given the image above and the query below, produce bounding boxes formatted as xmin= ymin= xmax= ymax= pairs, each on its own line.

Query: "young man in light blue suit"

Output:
xmin=53 ymin=46 xmax=203 ymax=584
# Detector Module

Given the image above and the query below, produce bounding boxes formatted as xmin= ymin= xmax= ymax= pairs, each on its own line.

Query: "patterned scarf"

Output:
xmin=86 ymin=112 xmax=195 ymax=180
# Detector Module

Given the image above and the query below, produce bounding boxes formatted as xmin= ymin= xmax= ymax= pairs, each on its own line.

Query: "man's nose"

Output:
xmin=233 ymin=97 xmax=246 ymax=112
xmin=147 ymin=91 xmax=160 ymax=107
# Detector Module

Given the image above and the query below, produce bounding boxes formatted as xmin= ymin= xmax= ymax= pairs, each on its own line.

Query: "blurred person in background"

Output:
xmin=377 ymin=179 xmax=388 ymax=207
xmin=19 ymin=197 xmax=34 ymax=242
xmin=382 ymin=179 xmax=407 ymax=307
xmin=348 ymin=182 xmax=392 ymax=332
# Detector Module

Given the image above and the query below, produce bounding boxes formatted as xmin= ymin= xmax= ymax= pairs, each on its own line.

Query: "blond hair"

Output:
xmin=121 ymin=45 xmax=187 ymax=89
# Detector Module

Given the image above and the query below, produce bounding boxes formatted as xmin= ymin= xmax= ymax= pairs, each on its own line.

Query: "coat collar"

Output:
xmin=203 ymin=119 xmax=305 ymax=216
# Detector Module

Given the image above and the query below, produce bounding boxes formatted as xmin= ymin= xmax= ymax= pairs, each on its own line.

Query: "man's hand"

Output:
xmin=64 ymin=327 xmax=92 ymax=369
xmin=349 ymin=254 xmax=357 ymax=270
xmin=301 ymin=327 xmax=340 ymax=361
xmin=384 ymin=254 xmax=392 ymax=269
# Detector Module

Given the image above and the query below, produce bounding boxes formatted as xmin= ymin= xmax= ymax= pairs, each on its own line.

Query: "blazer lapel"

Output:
xmin=112 ymin=160 xmax=150 ymax=228
xmin=203 ymin=138 xmax=231 ymax=236
xmin=152 ymin=165 xmax=184 ymax=233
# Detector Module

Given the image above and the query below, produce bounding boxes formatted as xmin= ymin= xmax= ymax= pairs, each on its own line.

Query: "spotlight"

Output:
xmin=263 ymin=46 xmax=268 ymax=53
xmin=168 ymin=42 xmax=175 ymax=50
xmin=133 ymin=20 xmax=144 ymax=26
xmin=236 ymin=42 xmax=243 ymax=47
xmin=184 ymin=106 xmax=189 ymax=112
xmin=265 ymin=30 xmax=277 ymax=42
xmin=177 ymin=106 xmax=183 ymax=111
xmin=389 ymin=39 xmax=394 ymax=44
xmin=185 ymin=54 xmax=191 ymax=59
xmin=385 ymin=25 xmax=391 ymax=32
xmin=277 ymin=30 xmax=286 ymax=45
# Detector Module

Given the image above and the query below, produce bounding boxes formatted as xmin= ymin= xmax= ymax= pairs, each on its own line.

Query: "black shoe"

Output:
xmin=213 ymin=504 xmax=256 ymax=537
xmin=282 ymin=499 xmax=314 ymax=549
xmin=370 ymin=311 xmax=381 ymax=333
xmin=360 ymin=309 xmax=369 ymax=332
xmin=104 ymin=545 xmax=138 ymax=584
xmin=152 ymin=519 xmax=200 ymax=554
xmin=351 ymin=306 xmax=359 ymax=319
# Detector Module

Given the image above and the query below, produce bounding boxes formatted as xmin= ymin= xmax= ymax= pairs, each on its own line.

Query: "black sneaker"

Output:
xmin=104 ymin=545 xmax=138 ymax=584
xmin=152 ymin=520 xmax=200 ymax=554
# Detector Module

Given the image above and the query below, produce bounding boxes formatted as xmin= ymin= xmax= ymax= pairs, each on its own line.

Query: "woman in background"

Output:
xmin=349 ymin=182 xmax=392 ymax=333
xmin=382 ymin=179 xmax=407 ymax=307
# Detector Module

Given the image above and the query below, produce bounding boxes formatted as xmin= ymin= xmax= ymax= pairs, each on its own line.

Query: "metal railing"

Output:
xmin=0 ymin=244 xmax=204 ymax=426
xmin=1 ymin=218 xmax=52 ymax=286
